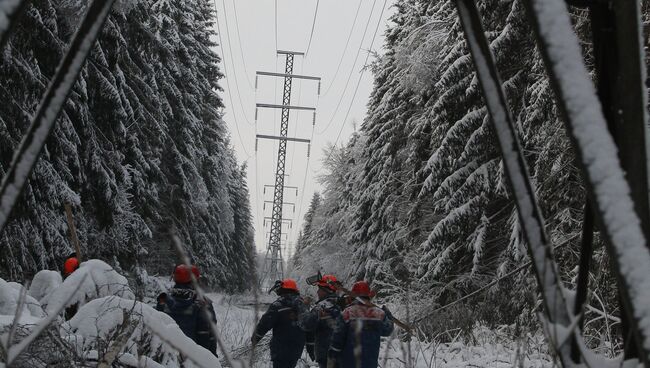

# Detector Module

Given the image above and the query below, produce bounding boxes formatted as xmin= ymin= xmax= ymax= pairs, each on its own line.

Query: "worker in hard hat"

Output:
xmin=328 ymin=281 xmax=394 ymax=368
xmin=299 ymin=274 xmax=342 ymax=368
xmin=252 ymin=279 xmax=307 ymax=368
xmin=157 ymin=264 xmax=217 ymax=356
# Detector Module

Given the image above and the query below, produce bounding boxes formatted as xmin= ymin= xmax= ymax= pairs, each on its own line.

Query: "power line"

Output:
xmin=213 ymin=0 xmax=252 ymax=157
xmin=290 ymin=122 xmax=316 ymax=245
xmin=230 ymin=0 xmax=255 ymax=89
xmin=316 ymin=0 xmax=378 ymax=136
xmin=305 ymin=0 xmax=320 ymax=56
xmin=221 ymin=0 xmax=254 ymax=125
xmin=290 ymin=91 xmax=320 ymax=242
xmin=320 ymin=0 xmax=388 ymax=165
xmin=274 ymin=0 xmax=279 ymax=50
xmin=323 ymin=0 xmax=363 ymax=96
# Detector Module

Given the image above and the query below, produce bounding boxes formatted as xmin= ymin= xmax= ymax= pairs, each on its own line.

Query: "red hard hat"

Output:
xmin=317 ymin=274 xmax=338 ymax=292
xmin=63 ymin=257 xmax=80 ymax=276
xmin=281 ymin=278 xmax=299 ymax=292
xmin=351 ymin=281 xmax=375 ymax=297
xmin=174 ymin=264 xmax=199 ymax=284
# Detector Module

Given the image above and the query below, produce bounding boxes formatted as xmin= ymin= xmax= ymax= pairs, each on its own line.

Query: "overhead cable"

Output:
xmin=320 ymin=0 xmax=388 ymax=166
xmin=323 ymin=0 xmax=364 ymax=96
xmin=316 ymin=0 xmax=378 ymax=136
xmin=305 ymin=0 xmax=320 ymax=57
xmin=214 ymin=0 xmax=252 ymax=157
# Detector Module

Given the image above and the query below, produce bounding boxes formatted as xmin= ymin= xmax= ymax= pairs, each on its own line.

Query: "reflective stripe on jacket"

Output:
xmin=330 ymin=301 xmax=394 ymax=368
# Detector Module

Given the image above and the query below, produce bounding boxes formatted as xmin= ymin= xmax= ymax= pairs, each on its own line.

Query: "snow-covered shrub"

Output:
xmin=28 ymin=270 xmax=62 ymax=303
xmin=64 ymin=296 xmax=221 ymax=367
xmin=40 ymin=260 xmax=134 ymax=315
xmin=0 ymin=277 xmax=67 ymax=367
xmin=379 ymin=324 xmax=552 ymax=368
xmin=0 ymin=277 xmax=46 ymax=325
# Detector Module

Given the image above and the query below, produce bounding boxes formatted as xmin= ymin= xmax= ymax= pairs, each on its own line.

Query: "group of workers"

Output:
xmin=253 ymin=275 xmax=394 ymax=368
xmin=63 ymin=255 xmax=392 ymax=368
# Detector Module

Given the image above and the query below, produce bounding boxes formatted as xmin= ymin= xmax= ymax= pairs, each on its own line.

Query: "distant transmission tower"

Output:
xmin=256 ymin=50 xmax=320 ymax=287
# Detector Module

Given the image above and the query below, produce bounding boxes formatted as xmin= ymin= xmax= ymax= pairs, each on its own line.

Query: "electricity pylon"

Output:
xmin=256 ymin=50 xmax=320 ymax=288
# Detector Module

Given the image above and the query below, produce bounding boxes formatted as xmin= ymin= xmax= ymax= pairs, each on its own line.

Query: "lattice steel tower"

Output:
xmin=256 ymin=50 xmax=320 ymax=287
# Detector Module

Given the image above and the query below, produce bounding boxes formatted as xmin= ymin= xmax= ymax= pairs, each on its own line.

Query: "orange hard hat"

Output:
xmin=174 ymin=264 xmax=199 ymax=284
xmin=280 ymin=278 xmax=299 ymax=292
xmin=351 ymin=281 xmax=375 ymax=298
xmin=191 ymin=265 xmax=200 ymax=280
xmin=317 ymin=274 xmax=338 ymax=292
xmin=63 ymin=257 xmax=80 ymax=276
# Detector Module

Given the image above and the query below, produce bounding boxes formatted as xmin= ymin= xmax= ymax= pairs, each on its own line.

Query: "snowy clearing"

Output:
xmin=210 ymin=293 xmax=554 ymax=368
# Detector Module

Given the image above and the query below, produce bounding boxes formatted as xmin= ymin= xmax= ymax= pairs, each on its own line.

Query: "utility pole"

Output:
xmin=256 ymin=50 xmax=320 ymax=288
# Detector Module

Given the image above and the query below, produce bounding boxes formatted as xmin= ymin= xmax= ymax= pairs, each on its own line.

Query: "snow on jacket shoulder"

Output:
xmin=330 ymin=302 xmax=394 ymax=368
xmin=298 ymin=294 xmax=341 ymax=363
xmin=253 ymin=293 xmax=307 ymax=362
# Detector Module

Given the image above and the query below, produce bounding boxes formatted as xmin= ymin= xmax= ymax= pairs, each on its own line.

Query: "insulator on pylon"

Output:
xmin=317 ymin=81 xmax=321 ymax=95
xmin=255 ymin=138 xmax=259 ymax=152
xmin=255 ymin=75 xmax=258 ymax=90
xmin=263 ymin=203 xmax=266 ymax=210
xmin=255 ymin=108 xmax=259 ymax=121
xmin=307 ymin=143 xmax=311 ymax=158
xmin=312 ymin=112 xmax=316 ymax=126
xmin=295 ymin=188 xmax=298 ymax=196
xmin=264 ymin=187 xmax=266 ymax=194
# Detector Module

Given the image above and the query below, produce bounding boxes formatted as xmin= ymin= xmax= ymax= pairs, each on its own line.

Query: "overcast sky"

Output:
xmin=212 ymin=0 xmax=395 ymax=255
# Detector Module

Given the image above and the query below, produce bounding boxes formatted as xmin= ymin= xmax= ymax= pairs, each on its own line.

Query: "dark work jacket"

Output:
xmin=253 ymin=293 xmax=307 ymax=362
xmin=298 ymin=294 xmax=341 ymax=363
xmin=330 ymin=301 xmax=394 ymax=368
xmin=156 ymin=284 xmax=217 ymax=356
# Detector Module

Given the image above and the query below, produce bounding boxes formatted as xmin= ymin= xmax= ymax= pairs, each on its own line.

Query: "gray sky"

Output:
xmin=213 ymin=0 xmax=395 ymax=254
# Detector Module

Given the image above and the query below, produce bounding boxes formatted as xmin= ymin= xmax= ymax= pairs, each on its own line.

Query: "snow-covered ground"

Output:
xmin=0 ymin=263 xmax=553 ymax=367
xmin=210 ymin=293 xmax=554 ymax=368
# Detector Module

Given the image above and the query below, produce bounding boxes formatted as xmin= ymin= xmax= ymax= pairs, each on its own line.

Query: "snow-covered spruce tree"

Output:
xmin=291 ymin=0 xmax=622 ymax=339
xmin=226 ymin=160 xmax=256 ymax=292
xmin=344 ymin=0 xmax=430 ymax=293
xmin=291 ymin=139 xmax=363 ymax=284
xmin=292 ymin=192 xmax=322 ymax=267
xmin=0 ymin=0 xmax=255 ymax=290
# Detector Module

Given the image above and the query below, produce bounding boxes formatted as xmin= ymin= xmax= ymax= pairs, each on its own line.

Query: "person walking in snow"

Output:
xmin=299 ymin=274 xmax=342 ymax=368
xmin=62 ymin=254 xmax=80 ymax=320
xmin=252 ymin=279 xmax=307 ymax=368
xmin=156 ymin=264 xmax=217 ymax=356
xmin=328 ymin=281 xmax=394 ymax=368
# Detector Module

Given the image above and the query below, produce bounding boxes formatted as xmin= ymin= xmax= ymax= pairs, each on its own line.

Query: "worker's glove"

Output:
xmin=381 ymin=305 xmax=394 ymax=320
xmin=306 ymin=344 xmax=315 ymax=361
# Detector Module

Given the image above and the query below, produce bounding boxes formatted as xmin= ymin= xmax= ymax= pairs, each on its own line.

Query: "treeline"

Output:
xmin=0 ymin=0 xmax=255 ymax=292
xmin=293 ymin=0 xmax=637 ymax=336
